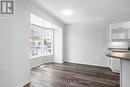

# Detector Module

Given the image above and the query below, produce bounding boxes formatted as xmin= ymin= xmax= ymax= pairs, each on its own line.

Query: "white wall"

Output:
xmin=31 ymin=56 xmax=54 ymax=68
xmin=64 ymin=21 xmax=109 ymax=67
xmin=0 ymin=0 xmax=30 ymax=87
xmin=0 ymin=0 xmax=64 ymax=87
xmin=54 ymin=28 xmax=63 ymax=63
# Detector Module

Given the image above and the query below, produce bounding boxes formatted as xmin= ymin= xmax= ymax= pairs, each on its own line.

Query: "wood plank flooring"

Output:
xmin=25 ymin=62 xmax=119 ymax=87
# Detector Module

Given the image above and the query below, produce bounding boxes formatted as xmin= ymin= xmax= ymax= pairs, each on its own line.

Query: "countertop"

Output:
xmin=106 ymin=49 xmax=130 ymax=60
xmin=108 ymin=48 xmax=128 ymax=52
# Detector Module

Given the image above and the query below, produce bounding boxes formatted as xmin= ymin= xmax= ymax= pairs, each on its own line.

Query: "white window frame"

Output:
xmin=30 ymin=24 xmax=54 ymax=59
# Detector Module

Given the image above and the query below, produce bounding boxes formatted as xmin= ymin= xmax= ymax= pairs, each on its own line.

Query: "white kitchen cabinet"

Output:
xmin=110 ymin=57 xmax=120 ymax=73
xmin=109 ymin=21 xmax=130 ymax=73
xmin=110 ymin=21 xmax=130 ymax=41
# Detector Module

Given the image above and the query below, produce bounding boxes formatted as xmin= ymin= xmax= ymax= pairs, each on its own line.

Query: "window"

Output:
xmin=30 ymin=14 xmax=56 ymax=58
xmin=30 ymin=24 xmax=54 ymax=58
xmin=30 ymin=14 xmax=62 ymax=58
xmin=30 ymin=25 xmax=42 ymax=58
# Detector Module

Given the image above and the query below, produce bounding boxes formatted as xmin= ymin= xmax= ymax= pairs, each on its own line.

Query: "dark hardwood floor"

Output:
xmin=25 ymin=62 xmax=120 ymax=87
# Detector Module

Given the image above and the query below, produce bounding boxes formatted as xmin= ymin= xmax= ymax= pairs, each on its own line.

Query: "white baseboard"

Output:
xmin=64 ymin=60 xmax=108 ymax=68
xmin=54 ymin=60 xmax=63 ymax=64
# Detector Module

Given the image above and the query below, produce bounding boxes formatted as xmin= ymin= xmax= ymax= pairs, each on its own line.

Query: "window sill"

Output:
xmin=30 ymin=55 xmax=53 ymax=59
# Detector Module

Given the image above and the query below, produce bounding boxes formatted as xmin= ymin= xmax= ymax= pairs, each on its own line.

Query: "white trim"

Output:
xmin=54 ymin=60 xmax=63 ymax=64
xmin=120 ymin=59 xmax=122 ymax=87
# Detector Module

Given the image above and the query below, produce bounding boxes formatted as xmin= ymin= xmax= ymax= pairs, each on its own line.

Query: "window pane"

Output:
xmin=30 ymin=24 xmax=54 ymax=58
xmin=30 ymin=14 xmax=62 ymax=58
xmin=30 ymin=25 xmax=42 ymax=58
xmin=43 ymin=29 xmax=53 ymax=56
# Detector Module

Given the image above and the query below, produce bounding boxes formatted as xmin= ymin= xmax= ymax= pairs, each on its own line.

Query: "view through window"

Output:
xmin=30 ymin=24 xmax=53 ymax=58
xmin=30 ymin=14 xmax=61 ymax=58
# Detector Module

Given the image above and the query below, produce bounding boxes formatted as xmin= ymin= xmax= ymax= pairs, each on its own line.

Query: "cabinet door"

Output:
xmin=111 ymin=22 xmax=130 ymax=41
xmin=128 ymin=29 xmax=130 ymax=39
xmin=121 ymin=22 xmax=130 ymax=39
xmin=110 ymin=57 xmax=120 ymax=73
xmin=111 ymin=29 xmax=128 ymax=40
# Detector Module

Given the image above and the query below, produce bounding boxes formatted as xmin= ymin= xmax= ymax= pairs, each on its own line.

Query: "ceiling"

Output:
xmin=30 ymin=0 xmax=130 ymax=24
